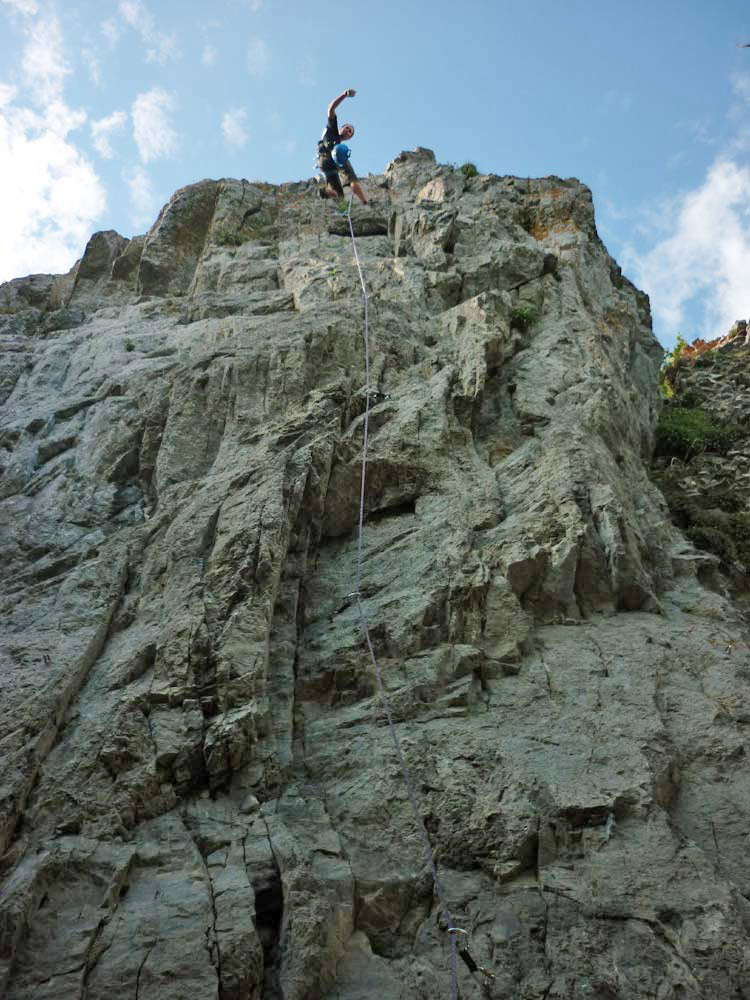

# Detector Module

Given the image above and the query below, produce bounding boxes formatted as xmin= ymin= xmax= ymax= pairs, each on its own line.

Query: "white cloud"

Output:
xmin=202 ymin=44 xmax=217 ymax=66
xmin=0 ymin=83 xmax=18 ymax=107
xmin=81 ymin=47 xmax=102 ymax=86
xmin=41 ymin=99 xmax=86 ymax=136
xmin=622 ymin=159 xmax=750 ymax=344
xmin=0 ymin=13 xmax=109 ymax=283
xmin=221 ymin=108 xmax=248 ymax=148
xmin=1 ymin=0 xmax=38 ymax=14
xmin=131 ymin=87 xmax=177 ymax=163
xmin=0 ymin=98 xmax=106 ymax=282
xmin=118 ymin=0 xmax=178 ymax=64
xmin=22 ymin=17 xmax=69 ymax=104
xmin=91 ymin=110 xmax=127 ymax=158
xmin=101 ymin=18 xmax=120 ymax=46
xmin=145 ymin=32 xmax=177 ymax=64
xmin=125 ymin=164 xmax=157 ymax=228
xmin=247 ymin=38 xmax=270 ymax=76
xmin=684 ymin=117 xmax=719 ymax=148
xmin=119 ymin=0 xmax=141 ymax=26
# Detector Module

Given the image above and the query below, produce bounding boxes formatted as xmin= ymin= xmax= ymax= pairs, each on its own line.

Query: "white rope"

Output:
xmin=345 ymin=192 xmax=460 ymax=1000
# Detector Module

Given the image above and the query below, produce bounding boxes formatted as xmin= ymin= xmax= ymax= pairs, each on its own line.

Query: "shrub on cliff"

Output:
xmin=655 ymin=407 xmax=737 ymax=459
xmin=659 ymin=334 xmax=687 ymax=398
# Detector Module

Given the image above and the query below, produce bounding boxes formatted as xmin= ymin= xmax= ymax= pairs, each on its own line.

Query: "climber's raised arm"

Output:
xmin=328 ymin=88 xmax=356 ymax=119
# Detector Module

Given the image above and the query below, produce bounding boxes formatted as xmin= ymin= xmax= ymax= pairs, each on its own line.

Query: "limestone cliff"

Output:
xmin=1 ymin=150 xmax=749 ymax=999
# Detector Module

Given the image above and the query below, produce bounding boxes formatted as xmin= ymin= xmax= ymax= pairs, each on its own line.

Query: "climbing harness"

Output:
xmin=343 ymin=190 xmax=492 ymax=998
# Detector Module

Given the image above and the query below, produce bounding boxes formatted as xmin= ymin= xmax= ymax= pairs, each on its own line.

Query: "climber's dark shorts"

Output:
xmin=318 ymin=153 xmax=357 ymax=196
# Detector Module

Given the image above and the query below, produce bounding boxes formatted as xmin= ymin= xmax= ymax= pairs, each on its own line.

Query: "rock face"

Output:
xmin=1 ymin=154 xmax=749 ymax=999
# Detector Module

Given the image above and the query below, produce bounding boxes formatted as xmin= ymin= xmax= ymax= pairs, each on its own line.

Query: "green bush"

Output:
xmin=460 ymin=162 xmax=479 ymax=178
xmin=733 ymin=514 xmax=750 ymax=568
xmin=687 ymin=526 xmax=737 ymax=564
xmin=510 ymin=304 xmax=538 ymax=332
xmin=655 ymin=407 xmax=736 ymax=459
xmin=663 ymin=334 xmax=687 ymax=367
xmin=659 ymin=333 xmax=687 ymax=398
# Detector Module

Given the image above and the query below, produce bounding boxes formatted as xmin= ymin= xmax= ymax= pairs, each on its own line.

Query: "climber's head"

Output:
xmin=340 ymin=123 xmax=354 ymax=140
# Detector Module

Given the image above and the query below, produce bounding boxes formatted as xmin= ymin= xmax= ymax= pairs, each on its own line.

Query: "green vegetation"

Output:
xmin=663 ymin=334 xmax=687 ymax=369
xmin=124 ymin=339 xmax=135 ymax=352
xmin=687 ymin=526 xmax=737 ymax=564
xmin=655 ymin=407 xmax=737 ymax=460
xmin=657 ymin=472 xmax=750 ymax=570
xmin=658 ymin=333 xmax=687 ymax=398
xmin=510 ymin=304 xmax=538 ymax=332
xmin=460 ymin=162 xmax=479 ymax=178
xmin=734 ymin=513 xmax=750 ymax=567
xmin=653 ymin=335 xmax=750 ymax=576
xmin=215 ymin=231 xmax=245 ymax=247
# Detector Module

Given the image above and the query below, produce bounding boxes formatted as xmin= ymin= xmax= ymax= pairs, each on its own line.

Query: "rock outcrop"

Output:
xmin=654 ymin=326 xmax=750 ymax=592
xmin=1 ymin=152 xmax=749 ymax=999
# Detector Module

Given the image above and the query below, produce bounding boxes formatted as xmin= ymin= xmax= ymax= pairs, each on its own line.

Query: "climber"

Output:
xmin=317 ymin=88 xmax=368 ymax=209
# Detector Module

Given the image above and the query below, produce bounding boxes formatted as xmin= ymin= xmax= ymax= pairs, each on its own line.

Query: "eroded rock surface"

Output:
xmin=2 ymin=157 xmax=749 ymax=998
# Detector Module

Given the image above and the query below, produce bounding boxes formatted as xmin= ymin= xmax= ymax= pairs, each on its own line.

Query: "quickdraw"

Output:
xmin=449 ymin=928 xmax=496 ymax=993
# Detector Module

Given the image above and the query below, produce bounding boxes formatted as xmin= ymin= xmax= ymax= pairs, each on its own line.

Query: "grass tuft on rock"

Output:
xmin=510 ymin=304 xmax=538 ymax=332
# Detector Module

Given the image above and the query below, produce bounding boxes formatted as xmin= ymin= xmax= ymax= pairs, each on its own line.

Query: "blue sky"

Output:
xmin=1 ymin=0 xmax=749 ymax=350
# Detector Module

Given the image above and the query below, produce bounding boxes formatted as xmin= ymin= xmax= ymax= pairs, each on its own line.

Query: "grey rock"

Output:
xmin=69 ymin=230 xmax=130 ymax=306
xmin=1 ymin=155 xmax=749 ymax=999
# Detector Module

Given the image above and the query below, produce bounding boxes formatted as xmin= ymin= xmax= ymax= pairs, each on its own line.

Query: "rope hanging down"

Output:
xmin=344 ymin=191 xmax=460 ymax=1000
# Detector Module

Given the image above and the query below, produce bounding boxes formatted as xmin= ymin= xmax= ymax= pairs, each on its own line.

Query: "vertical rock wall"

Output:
xmin=1 ymin=154 xmax=749 ymax=998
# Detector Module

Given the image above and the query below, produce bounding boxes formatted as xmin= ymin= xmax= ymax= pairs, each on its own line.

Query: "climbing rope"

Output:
xmin=344 ymin=191 xmax=462 ymax=1000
